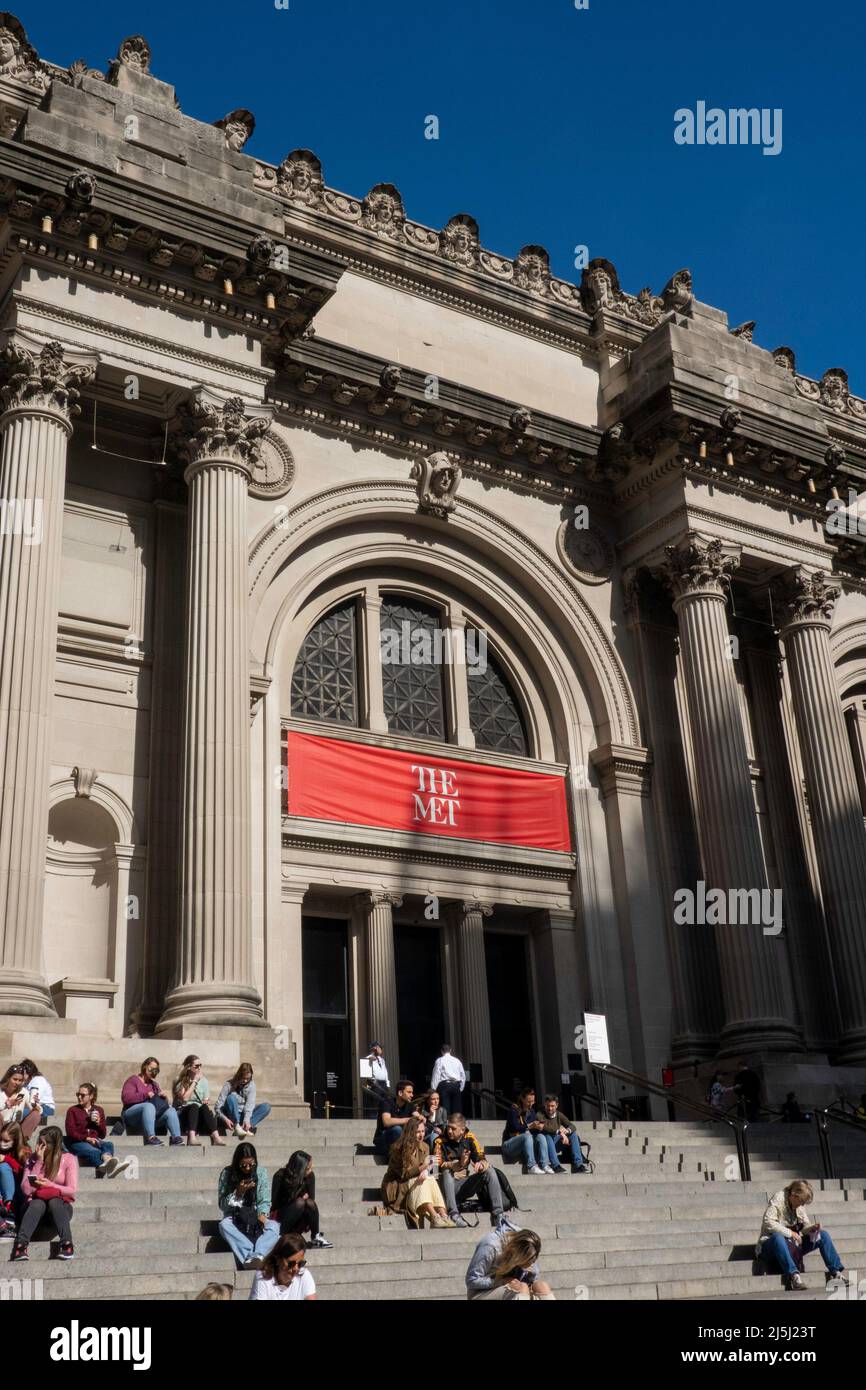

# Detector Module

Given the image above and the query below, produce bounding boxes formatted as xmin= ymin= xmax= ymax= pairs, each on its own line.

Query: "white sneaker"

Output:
xmin=542 ymin=1165 xmax=555 ymax=1175
xmin=109 ymin=1158 xmax=132 ymax=1179
xmin=528 ymin=1164 xmax=544 ymax=1175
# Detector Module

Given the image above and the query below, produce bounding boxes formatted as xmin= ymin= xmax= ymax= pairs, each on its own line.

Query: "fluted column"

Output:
xmin=661 ymin=535 xmax=800 ymax=1053
xmin=776 ymin=567 xmax=866 ymax=1062
xmin=454 ymin=899 xmax=495 ymax=1112
xmin=359 ymin=891 xmax=402 ymax=1077
xmin=158 ymin=392 xmax=272 ymax=1031
xmin=0 ymin=337 xmax=96 ymax=1016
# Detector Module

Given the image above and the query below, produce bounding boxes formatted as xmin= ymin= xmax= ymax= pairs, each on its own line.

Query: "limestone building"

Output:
xmin=1 ymin=18 xmax=866 ymax=1113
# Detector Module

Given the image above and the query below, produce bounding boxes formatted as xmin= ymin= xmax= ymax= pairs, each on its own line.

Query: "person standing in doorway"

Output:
xmin=430 ymin=1044 xmax=466 ymax=1119
xmin=734 ymin=1059 xmax=762 ymax=1122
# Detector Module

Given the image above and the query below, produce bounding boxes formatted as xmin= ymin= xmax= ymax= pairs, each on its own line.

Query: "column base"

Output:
xmin=0 ymin=970 xmax=57 ymax=1019
xmin=671 ymin=1033 xmax=720 ymax=1065
xmin=156 ymin=981 xmax=268 ymax=1033
xmin=717 ymin=1020 xmax=804 ymax=1056
xmin=830 ymin=1031 xmax=866 ymax=1066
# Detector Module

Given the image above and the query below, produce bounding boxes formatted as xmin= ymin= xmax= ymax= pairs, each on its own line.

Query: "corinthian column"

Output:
xmin=358 ymin=891 xmax=402 ymax=1077
xmin=158 ymin=392 xmax=272 ymax=1031
xmin=0 ymin=336 xmax=96 ymax=1016
xmin=661 ymin=534 xmax=800 ymax=1053
xmin=454 ymin=899 xmax=495 ymax=1112
xmin=775 ymin=567 xmax=866 ymax=1062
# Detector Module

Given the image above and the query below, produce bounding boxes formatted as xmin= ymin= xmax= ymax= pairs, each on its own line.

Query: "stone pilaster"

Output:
xmin=358 ymin=890 xmax=402 ymax=1077
xmin=660 ymin=534 xmax=801 ymax=1054
xmin=775 ymin=567 xmax=866 ymax=1062
xmin=454 ymin=899 xmax=495 ymax=1111
xmin=0 ymin=336 xmax=97 ymax=1016
xmin=158 ymin=392 xmax=272 ymax=1031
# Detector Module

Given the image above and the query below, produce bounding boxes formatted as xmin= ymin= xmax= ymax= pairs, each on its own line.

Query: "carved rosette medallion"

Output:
xmin=556 ymin=520 xmax=615 ymax=584
xmin=248 ymin=429 xmax=295 ymax=499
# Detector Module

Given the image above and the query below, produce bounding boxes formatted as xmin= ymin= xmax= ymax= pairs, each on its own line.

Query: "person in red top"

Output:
xmin=0 ymin=1120 xmax=29 ymax=1237
xmin=65 ymin=1082 xmax=131 ymax=1179
xmin=12 ymin=1126 xmax=78 ymax=1261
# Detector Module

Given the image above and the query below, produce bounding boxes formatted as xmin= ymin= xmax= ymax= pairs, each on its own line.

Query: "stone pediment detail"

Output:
xmin=0 ymin=11 xmax=51 ymax=90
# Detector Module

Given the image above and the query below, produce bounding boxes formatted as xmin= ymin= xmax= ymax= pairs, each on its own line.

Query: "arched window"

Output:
xmin=291 ymin=600 xmax=358 ymax=724
xmin=466 ymin=630 xmax=528 ymax=756
xmin=379 ymin=595 xmax=447 ymax=741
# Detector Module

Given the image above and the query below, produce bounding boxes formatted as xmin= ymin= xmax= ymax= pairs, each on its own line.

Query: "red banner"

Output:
xmin=284 ymin=732 xmax=571 ymax=852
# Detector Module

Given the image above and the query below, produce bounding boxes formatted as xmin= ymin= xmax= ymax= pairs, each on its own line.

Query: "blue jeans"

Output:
xmin=68 ymin=1139 xmax=115 ymax=1168
xmin=556 ymin=1133 xmax=585 ymax=1168
xmin=222 ymin=1094 xmax=271 ymax=1130
xmin=40 ymin=1106 xmax=55 ymax=1118
xmin=764 ymin=1229 xmax=843 ymax=1277
xmin=122 ymin=1101 xmax=180 ymax=1140
xmin=502 ymin=1132 xmax=547 ymax=1168
xmin=0 ymin=1162 xmax=15 ymax=1202
xmin=374 ymin=1124 xmax=406 ymax=1156
xmin=219 ymin=1215 xmax=280 ymax=1265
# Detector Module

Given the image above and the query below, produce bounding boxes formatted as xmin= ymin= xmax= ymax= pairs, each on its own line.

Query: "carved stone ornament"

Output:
xmin=556 ymin=519 xmax=615 ymax=584
xmin=411 ymin=450 xmax=462 ymax=517
xmin=248 ymin=428 xmax=295 ymax=499
xmin=0 ymin=338 xmax=96 ymax=418
xmin=246 ymin=235 xmax=274 ymax=270
xmin=818 ymin=367 xmax=850 ymax=413
xmin=71 ymin=766 xmax=98 ymax=798
xmin=730 ymin=321 xmax=756 ymax=342
xmin=440 ymin=213 xmax=480 ymax=269
xmin=513 ymin=245 xmax=551 ymax=294
xmin=361 ymin=183 xmax=405 ymax=240
xmin=775 ymin=566 xmax=840 ymax=629
xmin=65 ymin=171 xmax=96 ymax=206
xmin=773 ymin=346 xmax=796 ymax=372
xmin=509 ymin=406 xmax=532 ymax=435
xmin=171 ymin=391 xmax=273 ymax=472
xmin=64 ymin=58 xmax=104 ymax=87
xmin=276 ymin=149 xmax=324 ymax=207
xmin=0 ymin=12 xmax=49 ymax=89
xmin=661 ymin=535 xmax=740 ymax=602
xmin=580 ymin=258 xmax=625 ymax=316
xmin=216 ymin=109 xmax=255 ymax=153
xmin=659 ymin=268 xmax=693 ymax=314
xmin=112 ymin=35 xmax=151 ymax=74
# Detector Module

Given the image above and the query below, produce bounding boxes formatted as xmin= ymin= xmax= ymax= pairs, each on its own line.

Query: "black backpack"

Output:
xmin=457 ymin=1166 xmax=520 ymax=1214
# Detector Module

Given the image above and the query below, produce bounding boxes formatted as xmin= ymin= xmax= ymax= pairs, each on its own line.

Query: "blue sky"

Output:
xmin=21 ymin=0 xmax=866 ymax=390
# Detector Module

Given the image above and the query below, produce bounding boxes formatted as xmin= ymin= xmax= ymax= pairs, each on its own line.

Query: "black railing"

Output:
xmin=813 ymin=1100 xmax=866 ymax=1180
xmin=589 ymin=1061 xmax=753 ymax=1181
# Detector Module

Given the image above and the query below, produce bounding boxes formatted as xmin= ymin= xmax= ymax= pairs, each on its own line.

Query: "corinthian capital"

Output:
xmin=459 ymin=899 xmax=493 ymax=919
xmin=356 ymin=890 xmax=403 ymax=912
xmin=774 ymin=566 xmax=840 ymax=630
xmin=0 ymin=336 xmax=97 ymax=421
xmin=660 ymin=533 xmax=741 ymax=602
xmin=172 ymin=389 xmax=274 ymax=475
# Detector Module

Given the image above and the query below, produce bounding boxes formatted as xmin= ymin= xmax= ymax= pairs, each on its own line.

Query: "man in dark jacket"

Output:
xmin=434 ymin=1114 xmax=504 ymax=1225
xmin=734 ymin=1061 xmax=762 ymax=1122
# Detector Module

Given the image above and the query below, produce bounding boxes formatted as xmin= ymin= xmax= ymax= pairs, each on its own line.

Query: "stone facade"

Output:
xmin=1 ymin=20 xmax=866 ymax=1112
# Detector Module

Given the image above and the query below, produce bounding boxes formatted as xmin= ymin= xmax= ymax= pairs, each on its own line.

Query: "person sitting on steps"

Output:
xmin=0 ymin=1121 xmax=29 ymax=1236
xmin=434 ymin=1113 xmax=505 ymax=1226
xmin=271 ymin=1149 xmax=333 ymax=1249
xmin=757 ymin=1179 xmax=849 ymax=1292
xmin=466 ymin=1221 xmax=556 ymax=1300
xmin=418 ymin=1089 xmax=447 ymax=1150
xmin=381 ymin=1117 xmax=455 ymax=1228
xmin=18 ymin=1060 xmax=55 ymax=1121
xmin=1 ymin=1065 xmax=41 ymax=1139
xmin=217 ymin=1142 xmax=281 ymax=1270
xmin=373 ymin=1079 xmax=422 ymax=1156
xmin=249 ymin=1232 xmax=318 ymax=1301
xmin=64 ymin=1082 xmax=131 ymax=1178
xmin=536 ymin=1094 xmax=588 ymax=1173
xmin=172 ymin=1055 xmax=225 ymax=1147
xmin=120 ymin=1058 xmax=182 ymax=1147
xmin=501 ymin=1087 xmax=548 ymax=1174
xmin=11 ymin=1125 xmax=78 ymax=1263
xmin=215 ymin=1063 xmax=271 ymax=1139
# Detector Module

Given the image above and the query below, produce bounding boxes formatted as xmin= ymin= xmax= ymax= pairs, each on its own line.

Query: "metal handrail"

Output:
xmin=590 ymin=1062 xmax=752 ymax=1181
xmin=812 ymin=1100 xmax=866 ymax=1179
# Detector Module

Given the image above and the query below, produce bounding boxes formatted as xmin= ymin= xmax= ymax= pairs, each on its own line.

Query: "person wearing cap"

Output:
xmin=364 ymin=1043 xmax=390 ymax=1117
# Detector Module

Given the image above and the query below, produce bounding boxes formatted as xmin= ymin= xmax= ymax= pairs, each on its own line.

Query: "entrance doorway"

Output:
xmin=485 ymin=931 xmax=535 ymax=1101
xmin=395 ymin=924 xmax=445 ymax=1092
xmin=302 ymin=917 xmax=352 ymax=1115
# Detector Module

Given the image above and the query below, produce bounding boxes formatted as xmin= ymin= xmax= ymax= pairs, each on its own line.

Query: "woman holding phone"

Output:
xmin=11 ymin=1126 xmax=78 ymax=1262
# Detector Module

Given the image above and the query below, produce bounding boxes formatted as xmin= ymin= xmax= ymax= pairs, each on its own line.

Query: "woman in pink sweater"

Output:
xmin=12 ymin=1126 xmax=78 ymax=1262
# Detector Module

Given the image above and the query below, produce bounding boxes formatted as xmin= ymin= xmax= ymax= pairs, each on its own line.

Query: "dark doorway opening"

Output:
xmin=395 ymin=924 xmax=445 ymax=1093
xmin=302 ymin=917 xmax=352 ymax=1115
xmin=485 ymin=931 xmax=535 ymax=1101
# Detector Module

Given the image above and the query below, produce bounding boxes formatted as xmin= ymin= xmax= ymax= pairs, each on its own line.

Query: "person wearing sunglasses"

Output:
xmin=120 ymin=1058 xmax=182 ymax=1146
xmin=65 ymin=1083 xmax=131 ymax=1178
xmin=249 ymin=1232 xmax=318 ymax=1300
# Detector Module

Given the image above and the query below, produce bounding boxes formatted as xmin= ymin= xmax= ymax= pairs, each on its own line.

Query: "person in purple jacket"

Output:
xmin=120 ymin=1058 xmax=182 ymax=1146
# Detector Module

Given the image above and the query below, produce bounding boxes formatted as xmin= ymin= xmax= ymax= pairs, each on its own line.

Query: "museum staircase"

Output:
xmin=12 ymin=1112 xmax=866 ymax=1302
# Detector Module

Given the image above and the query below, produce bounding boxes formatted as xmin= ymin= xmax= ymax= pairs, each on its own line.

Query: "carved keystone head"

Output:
xmin=217 ymin=109 xmax=255 ymax=152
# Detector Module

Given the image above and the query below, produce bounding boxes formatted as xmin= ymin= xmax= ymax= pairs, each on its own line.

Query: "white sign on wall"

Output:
xmin=583 ymin=1012 xmax=610 ymax=1065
